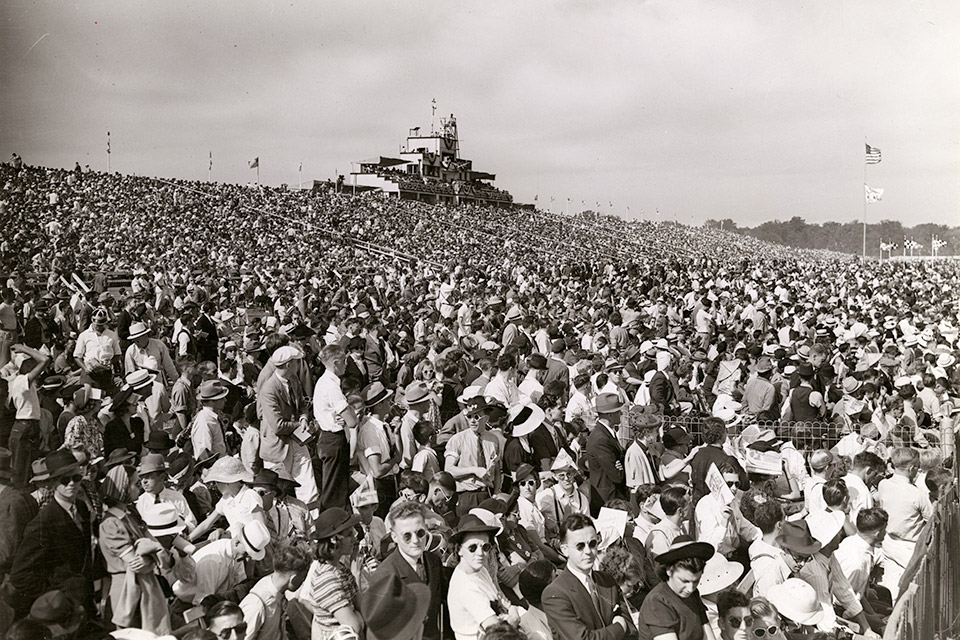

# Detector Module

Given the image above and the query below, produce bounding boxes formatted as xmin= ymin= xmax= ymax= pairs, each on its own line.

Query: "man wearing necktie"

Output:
xmin=543 ymin=513 xmax=637 ymax=640
xmin=444 ymin=396 xmax=501 ymax=516
xmin=8 ymin=450 xmax=93 ymax=618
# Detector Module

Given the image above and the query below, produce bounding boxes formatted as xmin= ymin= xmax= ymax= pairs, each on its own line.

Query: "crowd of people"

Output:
xmin=0 ymin=157 xmax=958 ymax=640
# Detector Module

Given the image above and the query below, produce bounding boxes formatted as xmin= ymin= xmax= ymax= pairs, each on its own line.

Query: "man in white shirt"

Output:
xmin=313 ymin=344 xmax=357 ymax=511
xmin=174 ymin=520 xmax=270 ymax=605
xmin=835 ymin=507 xmax=888 ymax=600
xmin=842 ymin=451 xmax=885 ymax=522
xmin=484 ymin=351 xmax=520 ymax=407
xmin=73 ymin=308 xmax=121 ymax=373
xmin=191 ymin=380 xmax=229 ymax=460
xmin=695 ymin=465 xmax=760 ymax=558
xmin=240 ymin=542 xmax=312 ymax=640
xmin=876 ymin=447 xmax=933 ymax=599
xmin=803 ymin=449 xmax=836 ymax=514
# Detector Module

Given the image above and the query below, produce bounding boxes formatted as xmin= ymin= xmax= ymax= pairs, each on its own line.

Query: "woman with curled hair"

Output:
xmin=599 ymin=542 xmax=656 ymax=626
xmin=98 ymin=463 xmax=171 ymax=633
xmin=291 ymin=508 xmax=363 ymax=640
xmin=639 ymin=536 xmax=716 ymax=640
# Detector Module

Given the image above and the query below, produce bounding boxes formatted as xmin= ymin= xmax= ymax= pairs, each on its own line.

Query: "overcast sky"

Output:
xmin=2 ymin=0 xmax=958 ymax=227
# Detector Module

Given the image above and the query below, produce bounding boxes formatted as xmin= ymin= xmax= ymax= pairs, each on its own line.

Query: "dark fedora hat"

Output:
xmin=655 ymin=535 xmax=714 ymax=565
xmin=362 ymin=572 xmax=431 ymax=640
xmin=103 ymin=448 xmax=137 ymax=469
xmin=450 ymin=513 xmax=500 ymax=544
xmin=43 ymin=449 xmax=81 ymax=481
xmin=248 ymin=468 xmax=281 ymax=489
xmin=144 ymin=431 xmax=175 ymax=451
xmin=314 ymin=507 xmax=361 ymax=540
xmin=776 ymin=520 xmax=822 ymax=555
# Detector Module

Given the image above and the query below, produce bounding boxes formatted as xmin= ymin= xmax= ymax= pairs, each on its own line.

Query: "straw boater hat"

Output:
xmin=141 ymin=502 xmax=187 ymax=537
xmin=125 ymin=369 xmax=156 ymax=391
xmin=238 ymin=520 xmax=270 ymax=561
xmin=127 ymin=322 xmax=150 ymax=340
xmin=507 ymin=404 xmax=545 ymax=437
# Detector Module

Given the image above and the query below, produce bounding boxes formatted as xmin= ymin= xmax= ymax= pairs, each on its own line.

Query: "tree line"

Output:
xmin=703 ymin=216 xmax=959 ymax=257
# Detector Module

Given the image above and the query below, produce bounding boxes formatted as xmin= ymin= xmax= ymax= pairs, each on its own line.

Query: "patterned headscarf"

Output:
xmin=101 ymin=464 xmax=132 ymax=505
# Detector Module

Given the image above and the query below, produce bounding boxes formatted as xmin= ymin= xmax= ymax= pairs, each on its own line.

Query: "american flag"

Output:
xmin=865 ymin=143 xmax=881 ymax=164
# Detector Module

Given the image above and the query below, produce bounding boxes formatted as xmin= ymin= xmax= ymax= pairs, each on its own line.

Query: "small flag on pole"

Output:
xmin=864 ymin=184 xmax=884 ymax=203
xmin=249 ymin=157 xmax=259 ymax=169
xmin=209 ymin=152 xmax=213 ymax=171
xmin=865 ymin=143 xmax=881 ymax=164
xmin=107 ymin=132 xmax=111 ymax=155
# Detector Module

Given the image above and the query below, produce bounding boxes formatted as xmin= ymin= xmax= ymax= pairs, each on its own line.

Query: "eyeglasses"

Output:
xmin=573 ymin=538 xmax=600 ymax=552
xmin=254 ymin=487 xmax=275 ymax=497
xmin=216 ymin=622 xmax=248 ymax=639
xmin=59 ymin=474 xmax=83 ymax=485
xmin=466 ymin=542 xmax=492 ymax=554
xmin=466 ymin=413 xmax=483 ymax=421
xmin=725 ymin=479 xmax=739 ymax=488
xmin=400 ymin=528 xmax=427 ymax=543
xmin=752 ymin=625 xmax=779 ymax=638
xmin=519 ymin=479 xmax=538 ymax=487
xmin=555 ymin=471 xmax=574 ymax=480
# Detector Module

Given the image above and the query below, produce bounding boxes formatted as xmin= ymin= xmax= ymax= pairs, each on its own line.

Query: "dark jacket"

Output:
xmin=585 ymin=422 xmax=627 ymax=512
xmin=369 ymin=549 xmax=446 ymax=640
xmin=542 ymin=567 xmax=636 ymax=640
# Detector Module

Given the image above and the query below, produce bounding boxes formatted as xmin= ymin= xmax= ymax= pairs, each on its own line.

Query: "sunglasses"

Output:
xmin=726 ymin=615 xmax=752 ymax=628
xmin=466 ymin=413 xmax=483 ymax=421
xmin=466 ymin=542 xmax=492 ymax=554
xmin=253 ymin=487 xmax=275 ymax=497
xmin=59 ymin=474 xmax=83 ymax=485
xmin=573 ymin=538 xmax=601 ymax=552
xmin=752 ymin=625 xmax=779 ymax=638
xmin=400 ymin=528 xmax=428 ymax=543
xmin=519 ymin=479 xmax=538 ymax=487
xmin=216 ymin=622 xmax=248 ymax=639
xmin=725 ymin=479 xmax=739 ymax=488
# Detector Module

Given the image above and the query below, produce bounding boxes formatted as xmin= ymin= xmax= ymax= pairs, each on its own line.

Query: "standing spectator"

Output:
xmin=0 ymin=447 xmax=39 ymax=581
xmin=313 ymin=345 xmax=358 ymax=511
xmin=445 ymin=396 xmax=500 ymax=516
xmin=191 ymin=380 xmax=229 ymax=460
xmin=6 ymin=344 xmax=49 ymax=487
xmin=586 ymin=393 xmax=628 ymax=512
xmin=7 ymin=450 xmax=92 ymax=617
xmin=123 ymin=322 xmax=177 ymax=385
xmin=876 ymin=447 xmax=933 ymax=599
xmin=258 ymin=346 xmax=317 ymax=508
xmin=98 ymin=464 xmax=171 ymax=634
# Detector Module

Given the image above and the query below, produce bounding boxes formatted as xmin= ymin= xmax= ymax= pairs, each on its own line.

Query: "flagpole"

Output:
xmin=208 ymin=151 xmax=212 ymax=182
xmin=257 ymin=163 xmax=260 ymax=186
xmin=862 ymin=138 xmax=867 ymax=262
xmin=107 ymin=131 xmax=111 ymax=172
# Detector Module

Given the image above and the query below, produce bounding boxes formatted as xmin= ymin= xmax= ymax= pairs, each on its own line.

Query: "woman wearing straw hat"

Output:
xmin=98 ymin=464 xmax=171 ymax=634
xmin=639 ymin=536 xmax=716 ymax=640
xmin=446 ymin=513 xmax=519 ymax=640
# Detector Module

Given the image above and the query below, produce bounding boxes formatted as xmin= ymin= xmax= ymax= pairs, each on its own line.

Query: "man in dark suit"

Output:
xmin=543 ymin=513 xmax=636 ymax=640
xmin=0 ymin=447 xmax=39 ymax=581
xmin=364 ymin=319 xmax=387 ymax=384
xmin=585 ymin=393 xmax=628 ymax=513
xmin=194 ymin=301 xmax=220 ymax=365
xmin=344 ymin=336 xmax=370 ymax=389
xmin=370 ymin=501 xmax=447 ymax=640
xmin=543 ymin=339 xmax=571 ymax=404
xmin=649 ymin=360 xmax=678 ymax=416
xmin=7 ymin=449 xmax=91 ymax=617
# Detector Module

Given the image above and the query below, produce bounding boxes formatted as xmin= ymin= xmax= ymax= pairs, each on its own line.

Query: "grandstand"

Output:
xmin=350 ymin=113 xmax=513 ymax=207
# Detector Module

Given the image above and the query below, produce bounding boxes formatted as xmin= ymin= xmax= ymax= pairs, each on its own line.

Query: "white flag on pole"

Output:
xmin=864 ymin=184 xmax=884 ymax=203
